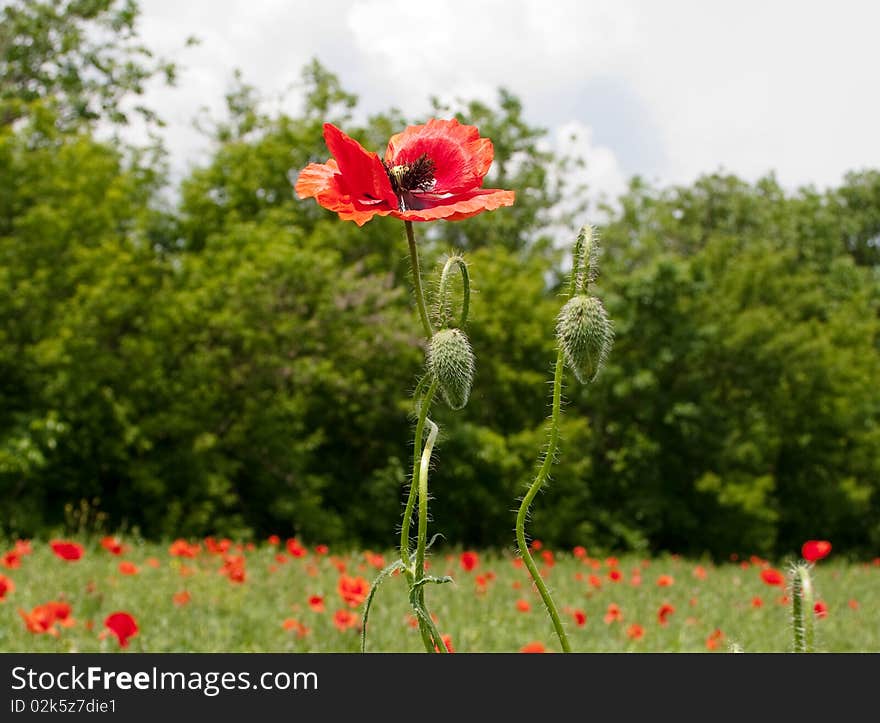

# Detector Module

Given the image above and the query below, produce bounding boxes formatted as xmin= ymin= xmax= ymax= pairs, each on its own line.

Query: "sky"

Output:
xmin=134 ymin=0 xmax=880 ymax=203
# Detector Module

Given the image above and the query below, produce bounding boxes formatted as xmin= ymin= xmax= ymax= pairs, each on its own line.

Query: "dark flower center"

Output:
xmin=383 ymin=153 xmax=436 ymax=209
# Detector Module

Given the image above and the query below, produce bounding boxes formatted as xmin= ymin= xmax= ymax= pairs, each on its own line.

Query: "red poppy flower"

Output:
xmin=530 ymin=540 xmax=543 ymax=551
xmin=308 ymin=595 xmax=325 ymax=613
xmin=337 ymin=575 xmax=369 ymax=608
xmin=657 ymin=603 xmax=675 ymax=625
xmin=515 ymin=599 xmax=531 ymax=613
xmin=693 ymin=565 xmax=707 ymax=580
xmin=118 ymin=561 xmax=138 ymax=576
xmin=286 ymin=538 xmax=307 ymax=558
xmin=145 ymin=557 xmax=160 ymax=568
xmin=296 ymin=120 xmax=514 ymax=226
xmin=588 ymin=574 xmax=602 ymax=589
xmin=100 ymin=536 xmax=126 ymax=556
xmin=656 ymin=574 xmax=674 ymax=587
xmin=520 ymin=641 xmax=546 ymax=653
xmin=848 ymin=599 xmax=859 ymax=610
xmin=14 ymin=540 xmax=32 ymax=556
xmin=604 ymin=603 xmax=623 ymax=624
xmin=221 ymin=555 xmax=246 ymax=584
xmin=314 ymin=544 xmax=329 ymax=555
xmin=19 ymin=605 xmax=59 ymax=636
xmin=267 ymin=534 xmax=281 ymax=546
xmin=630 ymin=573 xmax=642 ymax=586
xmin=626 ymin=624 xmax=645 ymax=640
xmin=459 ymin=551 xmax=479 ymax=572
xmin=364 ymin=551 xmax=385 ymax=570
xmin=608 ymin=569 xmax=622 ymax=582
xmin=104 ymin=612 xmax=138 ymax=648
xmin=802 ymin=540 xmax=832 ymax=563
xmin=0 ymin=574 xmax=14 ymax=601
xmin=282 ymin=618 xmax=309 ymax=637
xmin=434 ymin=634 xmax=455 ymax=653
xmin=333 ymin=609 xmax=359 ymax=632
xmin=540 ymin=550 xmax=555 ymax=567
xmin=572 ymin=609 xmax=587 ymax=627
xmin=168 ymin=539 xmax=200 ymax=558
xmin=813 ymin=601 xmax=828 ymax=619
xmin=751 ymin=596 xmax=764 ymax=608
xmin=172 ymin=591 xmax=191 ymax=606
xmin=706 ymin=629 xmax=724 ymax=651
xmin=2 ymin=551 xmax=21 ymax=569
xmin=50 ymin=540 xmax=83 ymax=561
xmin=573 ymin=546 xmax=587 ymax=559
xmin=760 ymin=568 xmax=785 ymax=587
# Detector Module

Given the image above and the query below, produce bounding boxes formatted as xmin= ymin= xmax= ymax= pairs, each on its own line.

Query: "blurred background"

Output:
xmin=2 ymin=0 xmax=878 ymax=558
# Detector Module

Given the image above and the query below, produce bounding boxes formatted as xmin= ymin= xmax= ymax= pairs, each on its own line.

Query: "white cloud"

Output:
xmin=132 ymin=0 xmax=880 ymax=195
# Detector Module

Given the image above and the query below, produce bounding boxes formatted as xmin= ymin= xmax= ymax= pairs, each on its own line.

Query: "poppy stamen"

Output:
xmin=384 ymin=153 xmax=436 ymax=209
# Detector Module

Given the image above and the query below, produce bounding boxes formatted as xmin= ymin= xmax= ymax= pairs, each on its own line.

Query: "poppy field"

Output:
xmin=0 ymin=537 xmax=876 ymax=653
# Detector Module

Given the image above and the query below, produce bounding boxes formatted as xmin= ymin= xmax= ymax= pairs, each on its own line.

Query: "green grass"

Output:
xmin=1 ymin=538 xmax=876 ymax=652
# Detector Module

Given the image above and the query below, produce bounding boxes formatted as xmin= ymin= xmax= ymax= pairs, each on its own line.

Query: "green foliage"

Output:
xmin=2 ymin=2 xmax=879 ymax=555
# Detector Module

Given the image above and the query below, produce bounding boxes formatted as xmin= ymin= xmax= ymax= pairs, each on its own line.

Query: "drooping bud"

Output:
xmin=427 ymin=328 xmax=475 ymax=410
xmin=556 ymin=295 xmax=613 ymax=384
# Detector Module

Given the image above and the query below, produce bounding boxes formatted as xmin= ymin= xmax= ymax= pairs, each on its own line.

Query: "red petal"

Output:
xmin=294 ymin=160 xmax=339 ymax=200
xmin=391 ymin=188 xmax=515 ymax=222
xmin=323 ymin=123 xmax=397 ymax=207
xmin=385 ymin=119 xmax=494 ymax=195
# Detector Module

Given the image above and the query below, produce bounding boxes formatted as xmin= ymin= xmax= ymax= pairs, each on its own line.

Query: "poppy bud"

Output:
xmin=427 ymin=328 xmax=475 ymax=410
xmin=556 ymin=295 xmax=613 ymax=384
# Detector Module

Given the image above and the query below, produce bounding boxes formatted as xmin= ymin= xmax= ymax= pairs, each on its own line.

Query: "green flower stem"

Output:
xmin=405 ymin=221 xmax=434 ymax=339
xmin=400 ymin=379 xmax=437 ymax=567
xmin=515 ymin=351 xmax=572 ymax=653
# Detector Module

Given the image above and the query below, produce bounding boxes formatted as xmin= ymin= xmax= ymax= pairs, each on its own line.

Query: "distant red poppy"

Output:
xmin=530 ymin=540 xmax=543 ymax=551
xmin=657 ymin=603 xmax=675 ymax=626
xmin=50 ymin=540 xmax=83 ymax=561
xmin=604 ymin=603 xmax=623 ymax=624
xmin=118 ymin=561 xmax=138 ymax=576
xmin=540 ymin=550 xmax=555 ymax=567
xmin=2 ymin=551 xmax=21 ymax=569
xmin=848 ymin=599 xmax=859 ymax=610
xmin=296 ymin=120 xmax=514 ymax=226
xmin=588 ymin=574 xmax=602 ymax=589
xmin=760 ymin=568 xmax=785 ymax=586
xmin=572 ymin=609 xmax=587 ymax=627
xmin=337 ymin=575 xmax=369 ymax=608
xmin=434 ymin=634 xmax=455 ymax=653
xmin=100 ymin=536 xmax=126 ymax=556
xmin=168 ymin=539 xmax=199 ymax=558
xmin=146 ymin=557 xmax=160 ymax=568
xmin=282 ymin=618 xmax=309 ymax=637
xmin=286 ymin=538 xmax=307 ymax=558
xmin=19 ymin=605 xmax=59 ymax=636
xmin=656 ymin=574 xmax=674 ymax=587
xmin=802 ymin=540 xmax=832 ymax=563
xmin=308 ymin=595 xmax=325 ymax=613
xmin=221 ymin=555 xmax=246 ymax=584
xmin=14 ymin=540 xmax=33 ymax=556
xmin=172 ymin=591 xmax=191 ymax=606
xmin=751 ymin=596 xmax=764 ymax=608
xmin=314 ymin=544 xmax=329 ymax=556
xmin=693 ymin=565 xmax=707 ymax=580
xmin=706 ymin=629 xmax=724 ymax=651
xmin=608 ymin=569 xmax=622 ymax=583
xmin=515 ymin=599 xmax=531 ymax=613
xmin=46 ymin=601 xmax=74 ymax=628
xmin=520 ymin=641 xmax=546 ymax=653
xmin=0 ymin=574 xmax=14 ymax=601
xmin=813 ymin=601 xmax=828 ymax=619
xmin=573 ymin=546 xmax=587 ymax=559
xmin=333 ymin=609 xmax=359 ymax=632
xmin=630 ymin=573 xmax=642 ymax=587
xmin=267 ymin=535 xmax=281 ymax=546
xmin=364 ymin=551 xmax=385 ymax=569
xmin=627 ymin=624 xmax=645 ymax=640
xmin=460 ymin=551 xmax=479 ymax=572
xmin=512 ymin=558 xmax=524 ymax=569
xmin=605 ymin=557 xmax=619 ymax=568
xmin=102 ymin=612 xmax=138 ymax=648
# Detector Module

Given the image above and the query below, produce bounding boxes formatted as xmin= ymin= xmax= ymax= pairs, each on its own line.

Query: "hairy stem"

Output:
xmin=405 ymin=221 xmax=434 ymax=339
xmin=515 ymin=352 xmax=572 ymax=653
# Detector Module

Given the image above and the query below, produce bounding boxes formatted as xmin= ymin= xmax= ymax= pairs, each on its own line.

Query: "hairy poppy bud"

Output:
xmin=427 ymin=328 xmax=475 ymax=410
xmin=556 ymin=295 xmax=613 ymax=384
